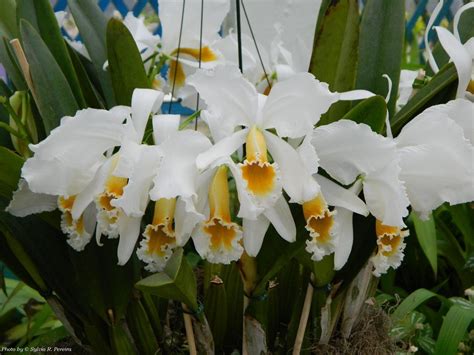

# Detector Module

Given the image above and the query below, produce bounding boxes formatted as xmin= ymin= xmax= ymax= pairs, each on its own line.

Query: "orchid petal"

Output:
xmin=264 ymin=131 xmax=320 ymax=203
xmin=425 ymin=0 xmax=444 ymax=73
xmin=187 ymin=65 xmax=257 ymax=128
xmin=196 ymin=128 xmax=248 ymax=170
xmin=243 ymin=215 xmax=271 ymax=257
xmin=315 ymin=175 xmax=368 ymax=216
xmin=333 ymin=207 xmax=354 ymax=270
xmin=297 ymin=134 xmax=319 ymax=175
xmin=175 ymin=196 xmax=206 ymax=246
xmin=117 ymin=214 xmax=142 ymax=265
xmin=312 ymin=120 xmax=397 ymax=185
xmin=23 ymin=108 xmax=127 ymax=196
xmin=150 ymin=130 xmax=212 ymax=200
xmin=152 ymin=114 xmax=180 ymax=145
xmin=453 ymin=2 xmax=474 ymax=41
xmin=131 ymin=89 xmax=164 ymax=141
xmin=434 ymin=26 xmax=472 ymax=98
xmin=263 ymin=196 xmax=296 ymax=242
xmin=6 ymin=180 xmax=57 ymax=217
xmin=261 ymin=73 xmax=338 ymax=138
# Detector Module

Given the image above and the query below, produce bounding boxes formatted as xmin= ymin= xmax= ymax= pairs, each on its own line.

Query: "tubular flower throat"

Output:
xmin=371 ymin=220 xmax=409 ymax=277
xmin=239 ymin=126 xmax=281 ymax=205
xmin=303 ymin=194 xmax=337 ymax=261
xmin=96 ymin=172 xmax=128 ymax=239
xmin=137 ymin=198 xmax=177 ymax=272
xmin=58 ymin=195 xmax=91 ymax=251
xmin=197 ymin=166 xmax=243 ymax=264
xmin=169 ymin=47 xmax=218 ymax=88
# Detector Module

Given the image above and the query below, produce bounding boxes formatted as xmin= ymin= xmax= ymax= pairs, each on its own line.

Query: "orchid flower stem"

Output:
xmin=0 ymin=97 xmax=32 ymax=142
xmin=182 ymin=303 xmax=197 ymax=355
xmin=293 ymin=274 xmax=315 ymax=355
xmin=0 ymin=122 xmax=26 ymax=140
xmin=242 ymin=295 xmax=249 ymax=355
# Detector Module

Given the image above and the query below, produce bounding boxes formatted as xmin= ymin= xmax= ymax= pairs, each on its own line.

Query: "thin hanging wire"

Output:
xmin=194 ymin=0 xmax=204 ymax=130
xmin=168 ymin=0 xmax=186 ymax=114
xmin=240 ymin=0 xmax=272 ymax=90
xmin=235 ymin=0 xmax=243 ymax=72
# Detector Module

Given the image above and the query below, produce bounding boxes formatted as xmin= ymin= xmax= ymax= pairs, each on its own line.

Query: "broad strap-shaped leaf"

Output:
xmin=391 ymin=288 xmax=439 ymax=322
xmin=0 ymin=0 xmax=18 ymax=38
xmin=0 ymin=147 xmax=23 ymax=200
xmin=107 ymin=18 xmax=150 ymax=106
xmin=341 ymin=95 xmax=387 ymax=133
xmin=68 ymin=0 xmax=116 ymax=107
xmin=309 ymin=0 xmax=359 ymax=123
xmin=18 ymin=0 xmax=86 ymax=108
xmin=136 ymin=248 xmax=198 ymax=311
xmin=355 ymin=0 xmax=405 ymax=117
xmin=411 ymin=212 xmax=437 ymax=277
xmin=392 ymin=63 xmax=457 ymax=135
xmin=0 ymin=37 xmax=27 ymax=90
xmin=20 ymin=20 xmax=79 ymax=134
xmin=434 ymin=305 xmax=474 ymax=355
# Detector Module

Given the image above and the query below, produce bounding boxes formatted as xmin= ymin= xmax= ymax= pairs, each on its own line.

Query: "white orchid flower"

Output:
xmin=6 ymin=101 xmax=134 ymax=250
xmin=311 ymin=120 xmax=410 ymax=270
xmin=426 ymin=1 xmax=474 ymax=99
xmin=158 ymin=0 xmax=229 ymax=91
xmin=123 ymin=12 xmax=160 ymax=61
xmin=396 ymin=69 xmax=419 ymax=111
xmin=187 ymin=65 xmax=372 ymax=256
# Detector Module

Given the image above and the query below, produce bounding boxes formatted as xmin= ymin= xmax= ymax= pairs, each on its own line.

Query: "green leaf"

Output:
xmin=446 ymin=204 xmax=474 ymax=251
xmin=136 ymin=248 xmax=198 ymax=311
xmin=126 ymin=299 xmax=160 ymax=355
xmin=391 ymin=289 xmax=438 ymax=322
xmin=203 ymin=277 xmax=227 ymax=350
xmin=341 ymin=95 xmax=387 ymax=133
xmin=309 ymin=0 xmax=359 ymax=123
xmin=434 ymin=305 xmax=474 ymax=355
xmin=107 ymin=18 xmax=149 ymax=106
xmin=0 ymin=147 xmax=23 ymax=200
xmin=392 ymin=63 xmax=457 ymax=135
xmin=0 ymin=0 xmax=18 ymax=38
xmin=29 ymin=0 xmax=86 ymax=107
xmin=20 ymin=20 xmax=79 ymax=134
xmin=411 ymin=212 xmax=438 ymax=277
xmin=355 ymin=0 xmax=405 ymax=117
xmin=68 ymin=0 xmax=115 ymax=107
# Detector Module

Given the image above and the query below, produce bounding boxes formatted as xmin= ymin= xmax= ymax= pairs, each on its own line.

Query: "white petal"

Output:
xmin=243 ymin=215 xmax=271 ymax=257
xmin=150 ymin=130 xmax=212 ymax=200
xmin=338 ymin=90 xmax=374 ymax=101
xmin=160 ymin=0 xmax=229 ymax=52
xmin=130 ymin=89 xmax=164 ymax=141
xmin=113 ymin=140 xmax=142 ymax=178
xmin=333 ymin=207 xmax=354 ymax=270
xmin=117 ymin=214 xmax=142 ymax=265
xmin=72 ymin=158 xmax=113 ymax=220
xmin=261 ymin=74 xmax=338 ymax=138
xmin=201 ymin=109 xmax=237 ymax=143
xmin=434 ymin=27 xmax=472 ymax=99
xmin=112 ymin=146 xmax=161 ymax=217
xmin=263 ymin=196 xmax=296 ymax=242
xmin=424 ymin=0 xmax=444 ymax=73
xmin=453 ymin=2 xmax=474 ymax=42
xmin=312 ymin=120 xmax=397 ymax=185
xmin=187 ymin=65 xmax=257 ymax=128
xmin=264 ymin=131 xmax=320 ymax=203
xmin=363 ymin=164 xmax=409 ymax=227
xmin=6 ymin=180 xmax=57 ymax=217
xmin=196 ymin=128 xmax=248 ymax=170
xmin=423 ymin=99 xmax=474 ymax=144
xmin=297 ymin=134 xmax=319 ymax=175
xmin=152 ymin=114 xmax=180 ymax=145
xmin=123 ymin=12 xmax=160 ymax=53
xmin=24 ymin=108 xmax=126 ymax=195
xmin=174 ymin=196 xmax=205 ymax=246
xmin=315 ymin=175 xmax=368 ymax=216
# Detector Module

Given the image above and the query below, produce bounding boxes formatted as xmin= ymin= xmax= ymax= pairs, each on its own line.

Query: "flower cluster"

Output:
xmin=5 ymin=1 xmax=474 ymax=277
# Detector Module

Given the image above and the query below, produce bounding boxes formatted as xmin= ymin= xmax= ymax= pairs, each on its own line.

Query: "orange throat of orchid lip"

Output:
xmin=303 ymin=194 xmax=335 ymax=242
xmin=97 ymin=175 xmax=128 ymax=212
xmin=240 ymin=126 xmax=279 ymax=197
xmin=144 ymin=198 xmax=177 ymax=256
xmin=169 ymin=46 xmax=218 ymax=88
xmin=375 ymin=220 xmax=408 ymax=257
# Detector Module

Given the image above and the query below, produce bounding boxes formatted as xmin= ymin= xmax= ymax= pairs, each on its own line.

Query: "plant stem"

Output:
xmin=10 ymin=39 xmax=38 ymax=103
xmin=293 ymin=274 xmax=314 ymax=354
xmin=182 ymin=303 xmax=197 ymax=355
xmin=242 ymin=294 xmax=249 ymax=355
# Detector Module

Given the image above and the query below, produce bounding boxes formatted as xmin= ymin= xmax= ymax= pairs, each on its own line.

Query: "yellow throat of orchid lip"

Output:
xmin=58 ymin=195 xmax=88 ymax=249
xmin=302 ymin=194 xmax=334 ymax=243
xmin=169 ymin=46 xmax=217 ymax=88
xmin=143 ymin=198 xmax=177 ymax=257
xmin=375 ymin=220 xmax=408 ymax=257
xmin=240 ymin=126 xmax=278 ymax=197
xmin=97 ymin=173 xmax=128 ymax=212
xmin=468 ymin=80 xmax=474 ymax=95
xmin=203 ymin=166 xmax=241 ymax=253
